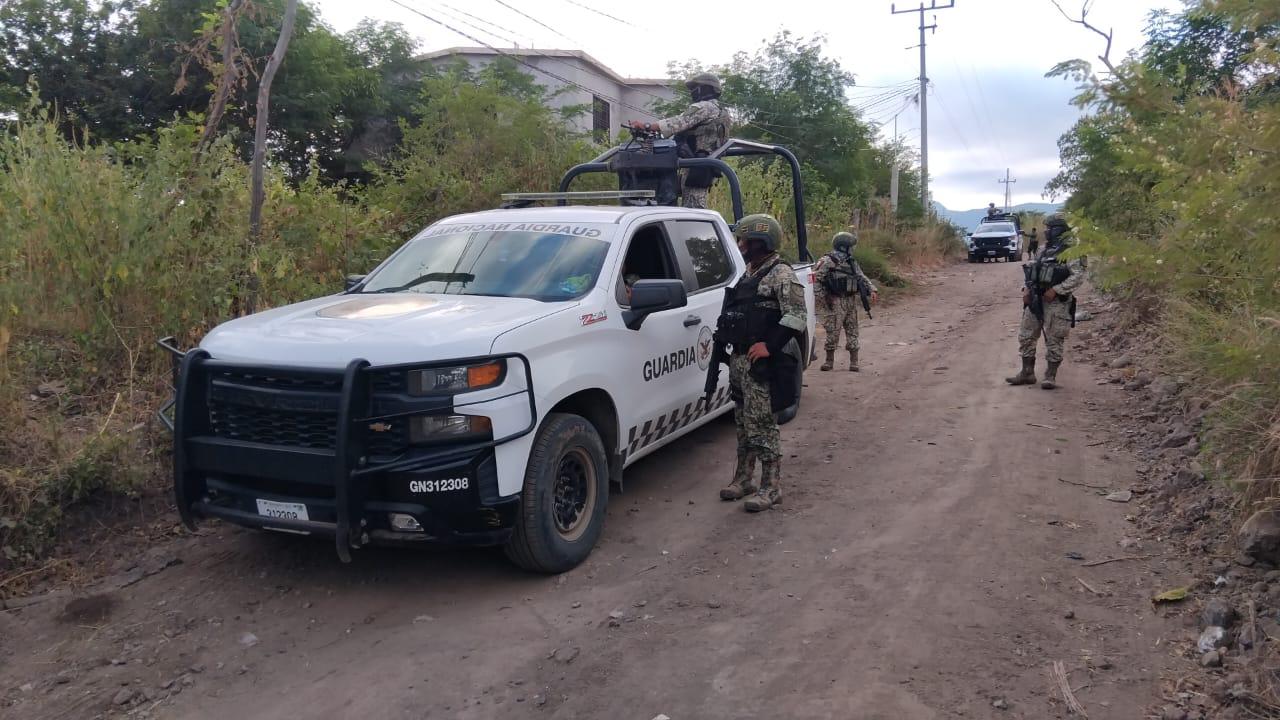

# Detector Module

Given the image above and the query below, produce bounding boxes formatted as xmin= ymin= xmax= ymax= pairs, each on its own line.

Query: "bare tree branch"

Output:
xmin=245 ymin=0 xmax=299 ymax=315
xmin=1050 ymin=0 xmax=1116 ymax=75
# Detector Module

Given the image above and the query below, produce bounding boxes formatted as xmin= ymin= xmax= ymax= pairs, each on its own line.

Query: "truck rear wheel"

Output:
xmin=504 ymin=413 xmax=609 ymax=573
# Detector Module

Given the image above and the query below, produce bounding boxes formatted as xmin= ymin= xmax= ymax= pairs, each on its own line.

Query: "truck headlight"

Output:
xmin=408 ymin=360 xmax=504 ymax=396
xmin=409 ymin=414 xmax=493 ymax=445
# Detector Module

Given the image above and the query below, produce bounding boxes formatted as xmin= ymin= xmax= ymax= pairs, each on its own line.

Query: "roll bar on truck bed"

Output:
xmin=555 ymin=138 xmax=813 ymax=263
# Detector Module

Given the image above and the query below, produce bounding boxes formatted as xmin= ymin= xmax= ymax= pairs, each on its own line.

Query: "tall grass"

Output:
xmin=0 ymin=74 xmax=596 ymax=569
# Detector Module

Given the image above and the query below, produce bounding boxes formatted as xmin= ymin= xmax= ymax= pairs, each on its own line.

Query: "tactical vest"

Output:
xmin=678 ymin=102 xmax=731 ymax=189
xmin=1030 ymin=244 xmax=1073 ymax=293
xmin=718 ymin=260 xmax=783 ymax=354
xmin=678 ymin=102 xmax=731 ymax=156
xmin=821 ymin=252 xmax=858 ymax=297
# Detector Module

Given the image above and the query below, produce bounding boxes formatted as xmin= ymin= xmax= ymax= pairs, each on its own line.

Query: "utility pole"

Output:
xmin=998 ymin=168 xmax=1016 ymax=211
xmin=892 ymin=0 xmax=955 ymax=216
xmin=889 ymin=115 xmax=900 ymax=213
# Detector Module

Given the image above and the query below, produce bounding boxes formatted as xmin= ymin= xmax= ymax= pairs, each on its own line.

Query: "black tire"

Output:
xmin=504 ymin=413 xmax=609 ymax=574
xmin=967 ymin=254 xmax=978 ymax=263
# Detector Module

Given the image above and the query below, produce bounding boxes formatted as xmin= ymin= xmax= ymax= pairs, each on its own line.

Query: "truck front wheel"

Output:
xmin=504 ymin=413 xmax=609 ymax=573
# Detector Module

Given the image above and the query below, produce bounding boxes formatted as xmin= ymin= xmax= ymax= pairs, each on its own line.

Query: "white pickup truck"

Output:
xmin=166 ymin=201 xmax=816 ymax=573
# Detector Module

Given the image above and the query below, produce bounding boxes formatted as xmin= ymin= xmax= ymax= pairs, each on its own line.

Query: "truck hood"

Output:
xmin=972 ymin=230 xmax=1016 ymax=239
xmin=200 ymin=293 xmax=576 ymax=367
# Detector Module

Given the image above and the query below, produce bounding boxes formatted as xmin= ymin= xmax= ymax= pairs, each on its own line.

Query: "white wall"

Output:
xmin=428 ymin=53 xmax=675 ymax=141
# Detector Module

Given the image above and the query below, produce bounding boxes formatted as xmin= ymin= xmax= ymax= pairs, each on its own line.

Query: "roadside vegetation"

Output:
xmin=1048 ymin=0 xmax=1279 ymax=504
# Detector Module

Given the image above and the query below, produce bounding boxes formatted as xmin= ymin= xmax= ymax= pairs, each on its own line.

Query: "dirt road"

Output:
xmin=2 ymin=262 xmax=1185 ymax=719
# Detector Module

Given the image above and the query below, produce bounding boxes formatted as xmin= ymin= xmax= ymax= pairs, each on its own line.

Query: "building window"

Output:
xmin=592 ymin=95 xmax=610 ymax=141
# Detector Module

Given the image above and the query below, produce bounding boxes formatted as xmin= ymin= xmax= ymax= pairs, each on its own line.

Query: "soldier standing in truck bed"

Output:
xmin=626 ymin=73 xmax=731 ymax=209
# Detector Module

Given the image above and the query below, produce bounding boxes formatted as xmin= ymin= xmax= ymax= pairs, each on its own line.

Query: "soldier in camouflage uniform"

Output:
xmin=1006 ymin=214 xmax=1087 ymax=390
xmin=716 ymin=214 xmax=807 ymax=512
xmin=813 ymin=231 xmax=877 ymax=371
xmin=627 ymin=73 xmax=731 ymax=209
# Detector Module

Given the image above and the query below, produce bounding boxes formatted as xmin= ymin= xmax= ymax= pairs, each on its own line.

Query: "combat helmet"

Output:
xmin=686 ymin=72 xmax=722 ymax=99
xmin=734 ymin=213 xmax=783 ymax=252
xmin=1044 ymin=212 xmax=1072 ymax=245
xmin=832 ymin=231 xmax=858 ymax=252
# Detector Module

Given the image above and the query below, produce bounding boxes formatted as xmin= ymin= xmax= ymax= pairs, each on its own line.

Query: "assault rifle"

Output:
xmin=1021 ymin=262 xmax=1044 ymax=324
xmin=703 ymin=286 xmax=734 ymax=408
xmin=856 ymin=276 xmax=873 ymax=319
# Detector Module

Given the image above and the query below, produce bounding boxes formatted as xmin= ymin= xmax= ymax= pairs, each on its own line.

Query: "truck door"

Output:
xmin=615 ymin=221 xmax=720 ymax=462
xmin=664 ymin=219 xmax=738 ymax=407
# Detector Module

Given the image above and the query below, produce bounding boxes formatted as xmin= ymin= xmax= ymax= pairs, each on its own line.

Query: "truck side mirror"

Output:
xmin=624 ymin=279 xmax=687 ymax=330
xmin=344 ymin=274 xmax=366 ymax=292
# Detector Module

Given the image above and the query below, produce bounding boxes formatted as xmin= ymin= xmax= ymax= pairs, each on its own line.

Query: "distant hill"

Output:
xmin=935 ymin=202 xmax=1062 ymax=230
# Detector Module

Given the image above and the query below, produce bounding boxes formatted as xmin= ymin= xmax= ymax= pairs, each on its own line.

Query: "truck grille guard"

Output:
xmin=157 ymin=337 xmax=537 ymax=561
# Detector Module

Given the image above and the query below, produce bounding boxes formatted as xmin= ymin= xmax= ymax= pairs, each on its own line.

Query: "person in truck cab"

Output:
xmin=626 ymin=73 xmax=731 ymax=209
xmin=717 ymin=214 xmax=806 ymax=512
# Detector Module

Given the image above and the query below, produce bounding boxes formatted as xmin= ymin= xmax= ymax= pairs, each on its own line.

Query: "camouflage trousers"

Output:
xmin=729 ymin=353 xmax=780 ymax=464
xmin=682 ymin=186 xmax=709 ymax=209
xmin=1018 ymin=298 xmax=1072 ymax=363
xmin=819 ymin=294 xmax=860 ymax=352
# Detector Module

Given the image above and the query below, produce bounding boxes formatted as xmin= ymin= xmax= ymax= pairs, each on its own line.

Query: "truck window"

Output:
xmin=666 ymin=220 xmax=733 ymax=292
xmin=618 ymin=223 xmax=680 ymax=307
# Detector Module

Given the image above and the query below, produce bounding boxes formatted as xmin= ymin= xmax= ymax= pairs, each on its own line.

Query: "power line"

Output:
xmin=852 ymin=79 xmax=920 ymax=89
xmin=964 ymin=60 xmax=1009 ymax=168
xmin=847 ymin=80 xmax=916 ymax=97
xmin=560 ymin=0 xmax=639 ymax=28
xmin=439 ymin=2 xmax=531 ymax=45
xmin=389 ymin=0 xmax=655 ymax=117
xmin=853 ymin=86 xmax=918 ymax=115
xmin=930 ymin=90 xmax=974 ymax=155
xmin=491 ymin=0 xmax=580 ymax=46
xmin=432 ymin=4 xmax=519 ymax=47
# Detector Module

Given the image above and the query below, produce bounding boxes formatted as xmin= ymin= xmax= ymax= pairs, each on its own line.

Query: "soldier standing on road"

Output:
xmin=626 ymin=73 xmax=731 ymax=209
xmin=813 ymin=232 xmax=878 ymax=371
xmin=717 ymin=214 xmax=806 ymax=512
xmin=1006 ymin=213 xmax=1086 ymax=390
xmin=1025 ymin=227 xmax=1039 ymax=260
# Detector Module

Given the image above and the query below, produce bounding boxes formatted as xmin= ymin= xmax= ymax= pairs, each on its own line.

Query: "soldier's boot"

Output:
xmin=1005 ymin=356 xmax=1037 ymax=386
xmin=848 ymin=349 xmax=860 ymax=372
xmin=720 ymin=452 xmax=758 ymax=501
xmin=1041 ymin=362 xmax=1061 ymax=390
xmin=820 ymin=350 xmax=835 ymax=372
xmin=744 ymin=460 xmax=782 ymax=513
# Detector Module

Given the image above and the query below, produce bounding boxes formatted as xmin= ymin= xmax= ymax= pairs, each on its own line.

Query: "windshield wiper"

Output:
xmin=369 ymin=272 xmax=476 ymax=293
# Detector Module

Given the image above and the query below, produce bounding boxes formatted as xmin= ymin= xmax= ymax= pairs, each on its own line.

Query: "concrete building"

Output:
xmin=418 ymin=48 xmax=676 ymax=141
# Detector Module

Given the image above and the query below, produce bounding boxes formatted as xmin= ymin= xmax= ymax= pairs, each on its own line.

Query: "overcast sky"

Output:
xmin=313 ymin=0 xmax=1180 ymax=211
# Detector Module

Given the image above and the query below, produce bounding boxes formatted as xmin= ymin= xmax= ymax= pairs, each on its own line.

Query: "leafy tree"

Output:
xmin=664 ymin=33 xmax=913 ymax=219
xmin=0 ymin=0 xmax=140 ymax=137
xmin=1 ymin=0 xmax=422 ymax=180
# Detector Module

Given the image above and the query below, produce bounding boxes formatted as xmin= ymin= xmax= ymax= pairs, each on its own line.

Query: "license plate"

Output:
xmin=256 ymin=499 xmax=309 ymax=521
xmin=987 ymin=250 xmax=996 ymax=255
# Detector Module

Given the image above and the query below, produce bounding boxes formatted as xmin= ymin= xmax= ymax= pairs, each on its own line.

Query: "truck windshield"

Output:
xmin=976 ymin=222 xmax=1015 ymax=234
xmin=360 ymin=223 xmax=613 ymax=301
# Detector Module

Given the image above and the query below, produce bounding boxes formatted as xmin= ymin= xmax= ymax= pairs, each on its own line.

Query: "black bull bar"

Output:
xmin=158 ymin=338 xmax=536 ymax=562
